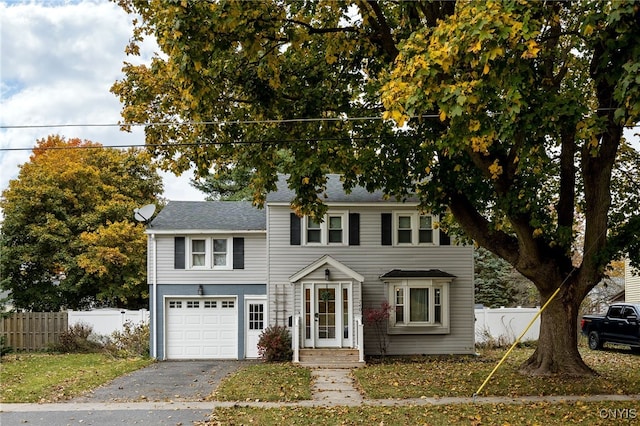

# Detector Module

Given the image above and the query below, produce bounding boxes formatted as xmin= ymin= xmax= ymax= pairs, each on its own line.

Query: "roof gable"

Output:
xmin=289 ymin=255 xmax=365 ymax=283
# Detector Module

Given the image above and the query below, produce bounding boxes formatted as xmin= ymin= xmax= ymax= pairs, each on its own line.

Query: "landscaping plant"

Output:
xmin=257 ymin=325 xmax=293 ymax=362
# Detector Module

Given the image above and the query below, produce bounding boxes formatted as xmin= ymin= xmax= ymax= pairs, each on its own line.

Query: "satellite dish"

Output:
xmin=134 ymin=204 xmax=156 ymax=223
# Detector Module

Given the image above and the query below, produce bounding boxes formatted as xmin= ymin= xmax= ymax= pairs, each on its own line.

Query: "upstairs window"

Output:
xmin=213 ymin=238 xmax=228 ymax=267
xmin=328 ymin=215 xmax=343 ymax=243
xmin=393 ymin=213 xmax=436 ymax=246
xmin=191 ymin=239 xmax=207 ymax=267
xmin=302 ymin=211 xmax=348 ymax=245
xmin=306 ymin=217 xmax=322 ymax=243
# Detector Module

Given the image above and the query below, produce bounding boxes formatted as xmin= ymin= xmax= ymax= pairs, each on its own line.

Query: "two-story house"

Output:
xmin=146 ymin=175 xmax=475 ymax=361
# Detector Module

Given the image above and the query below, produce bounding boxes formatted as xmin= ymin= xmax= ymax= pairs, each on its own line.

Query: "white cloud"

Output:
xmin=0 ymin=0 xmax=205 ymax=205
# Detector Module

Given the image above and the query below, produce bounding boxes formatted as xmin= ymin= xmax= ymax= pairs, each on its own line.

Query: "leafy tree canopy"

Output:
xmin=113 ymin=0 xmax=640 ymax=376
xmin=0 ymin=135 xmax=163 ymax=311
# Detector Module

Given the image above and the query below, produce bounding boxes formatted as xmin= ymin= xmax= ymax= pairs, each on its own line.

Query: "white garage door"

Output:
xmin=165 ymin=298 xmax=238 ymax=359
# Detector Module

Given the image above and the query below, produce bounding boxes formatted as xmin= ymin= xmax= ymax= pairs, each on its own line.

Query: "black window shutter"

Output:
xmin=349 ymin=213 xmax=360 ymax=246
xmin=174 ymin=237 xmax=185 ymax=269
xmin=440 ymin=230 xmax=451 ymax=246
xmin=381 ymin=213 xmax=392 ymax=245
xmin=233 ymin=237 xmax=245 ymax=269
xmin=290 ymin=213 xmax=301 ymax=245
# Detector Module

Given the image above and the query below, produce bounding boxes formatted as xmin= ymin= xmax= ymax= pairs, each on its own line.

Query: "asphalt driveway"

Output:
xmin=69 ymin=360 xmax=251 ymax=403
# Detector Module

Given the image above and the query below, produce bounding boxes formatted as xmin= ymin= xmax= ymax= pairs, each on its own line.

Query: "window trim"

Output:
xmin=392 ymin=212 xmax=438 ymax=246
xmin=302 ymin=211 xmax=349 ymax=246
xmin=386 ymin=278 xmax=451 ymax=334
xmin=186 ymin=236 xmax=233 ymax=270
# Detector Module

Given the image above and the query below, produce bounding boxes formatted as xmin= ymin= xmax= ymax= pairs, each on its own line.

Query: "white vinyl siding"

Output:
xmin=267 ymin=204 xmax=475 ymax=355
xmin=148 ymin=233 xmax=266 ymax=285
xmin=625 ymin=258 xmax=640 ymax=303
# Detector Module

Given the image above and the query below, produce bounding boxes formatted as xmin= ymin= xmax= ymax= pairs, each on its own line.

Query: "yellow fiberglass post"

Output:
xmin=473 ymin=283 xmax=564 ymax=400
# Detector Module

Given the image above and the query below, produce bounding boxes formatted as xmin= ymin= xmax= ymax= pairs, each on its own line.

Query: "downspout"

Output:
xmin=151 ymin=233 xmax=157 ymax=359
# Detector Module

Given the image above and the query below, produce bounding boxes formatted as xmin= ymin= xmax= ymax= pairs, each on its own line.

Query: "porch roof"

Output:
xmin=289 ymin=255 xmax=365 ymax=283
xmin=379 ymin=269 xmax=456 ymax=279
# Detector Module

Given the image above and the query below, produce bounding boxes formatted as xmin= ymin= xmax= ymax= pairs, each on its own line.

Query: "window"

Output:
xmin=303 ymin=211 xmax=348 ymax=245
xmin=387 ymin=279 xmax=450 ymax=333
xmin=397 ymin=215 xmax=412 ymax=244
xmin=222 ymin=300 xmax=235 ymax=308
xmin=184 ymin=236 xmax=233 ymax=269
xmin=191 ymin=239 xmax=206 ymax=267
xmin=249 ymin=303 xmax=264 ymax=330
xmin=186 ymin=301 xmax=200 ymax=309
xmin=306 ymin=217 xmax=322 ymax=243
xmin=213 ymin=238 xmax=228 ymax=267
xmin=204 ymin=301 xmax=217 ymax=308
xmin=169 ymin=301 xmax=182 ymax=309
xmin=328 ymin=215 xmax=343 ymax=243
xmin=419 ymin=215 xmax=433 ymax=243
xmin=393 ymin=213 xmax=436 ymax=245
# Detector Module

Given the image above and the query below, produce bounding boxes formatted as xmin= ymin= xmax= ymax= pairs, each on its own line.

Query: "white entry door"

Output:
xmin=303 ymin=282 xmax=352 ymax=348
xmin=245 ymin=298 xmax=266 ymax=358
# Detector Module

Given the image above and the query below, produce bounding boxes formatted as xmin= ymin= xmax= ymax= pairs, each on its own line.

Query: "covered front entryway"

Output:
xmin=302 ymin=282 xmax=352 ymax=348
xmin=289 ymin=255 xmax=365 ymax=364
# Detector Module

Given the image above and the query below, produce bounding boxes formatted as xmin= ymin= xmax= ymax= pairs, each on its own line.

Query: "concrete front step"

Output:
xmin=298 ymin=349 xmax=364 ymax=368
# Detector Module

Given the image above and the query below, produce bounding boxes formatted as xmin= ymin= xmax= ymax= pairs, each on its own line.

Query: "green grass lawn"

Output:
xmin=353 ymin=347 xmax=640 ymax=399
xmin=0 ymin=353 xmax=153 ymax=403
xmin=208 ymin=401 xmax=637 ymax=426
xmin=213 ymin=362 xmax=312 ymax=402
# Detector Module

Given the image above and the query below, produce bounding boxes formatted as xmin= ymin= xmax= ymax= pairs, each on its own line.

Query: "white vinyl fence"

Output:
xmin=68 ymin=309 xmax=149 ymax=337
xmin=475 ymin=307 xmax=540 ymax=345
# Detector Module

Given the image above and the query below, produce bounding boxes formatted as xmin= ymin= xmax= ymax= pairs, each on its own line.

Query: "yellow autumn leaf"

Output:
xmin=521 ymin=40 xmax=541 ymax=59
xmin=488 ymin=159 xmax=503 ymax=179
xmin=469 ymin=40 xmax=482 ymax=53
xmin=302 ymin=177 xmax=310 ymax=185
xmin=439 ymin=110 xmax=447 ymax=122
xmin=483 ymin=63 xmax=490 ymax=75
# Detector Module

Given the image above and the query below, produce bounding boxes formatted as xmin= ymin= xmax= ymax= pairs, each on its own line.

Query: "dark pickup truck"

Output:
xmin=581 ymin=303 xmax=640 ymax=352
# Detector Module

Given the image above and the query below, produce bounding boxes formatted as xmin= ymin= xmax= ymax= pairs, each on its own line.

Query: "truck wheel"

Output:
xmin=588 ymin=331 xmax=603 ymax=350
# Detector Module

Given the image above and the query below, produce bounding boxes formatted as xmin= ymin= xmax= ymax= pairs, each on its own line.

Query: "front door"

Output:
xmin=303 ymin=282 xmax=352 ymax=348
xmin=316 ymin=285 xmax=339 ymax=347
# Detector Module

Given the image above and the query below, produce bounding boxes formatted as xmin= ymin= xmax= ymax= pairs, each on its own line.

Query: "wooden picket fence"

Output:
xmin=0 ymin=312 xmax=68 ymax=351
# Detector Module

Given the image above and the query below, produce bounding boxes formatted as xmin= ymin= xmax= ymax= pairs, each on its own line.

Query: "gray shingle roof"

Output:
xmin=266 ymin=174 xmax=416 ymax=203
xmin=149 ymin=201 xmax=265 ymax=231
xmin=380 ymin=269 xmax=457 ymax=279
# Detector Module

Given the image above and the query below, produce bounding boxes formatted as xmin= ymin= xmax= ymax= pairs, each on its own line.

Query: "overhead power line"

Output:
xmin=0 ymin=115 xmax=394 ymax=130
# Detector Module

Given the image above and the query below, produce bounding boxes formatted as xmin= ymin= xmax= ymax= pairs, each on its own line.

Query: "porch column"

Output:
xmin=293 ymin=315 xmax=300 ymax=363
xmin=356 ymin=315 xmax=365 ymax=362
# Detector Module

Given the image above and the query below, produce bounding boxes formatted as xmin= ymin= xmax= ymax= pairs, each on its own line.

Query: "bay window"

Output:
xmin=387 ymin=278 xmax=451 ymax=334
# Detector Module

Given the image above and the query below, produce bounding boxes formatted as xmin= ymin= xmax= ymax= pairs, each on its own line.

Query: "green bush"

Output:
xmin=103 ymin=321 xmax=150 ymax=358
xmin=52 ymin=322 xmax=102 ymax=353
xmin=258 ymin=325 xmax=293 ymax=362
xmin=0 ymin=335 xmax=13 ymax=357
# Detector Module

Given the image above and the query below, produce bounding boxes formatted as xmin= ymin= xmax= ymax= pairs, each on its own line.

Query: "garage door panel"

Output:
xmin=166 ymin=297 xmax=238 ymax=360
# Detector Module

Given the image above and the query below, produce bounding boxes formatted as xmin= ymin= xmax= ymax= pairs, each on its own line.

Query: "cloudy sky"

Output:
xmin=0 ymin=0 xmax=206 ymax=204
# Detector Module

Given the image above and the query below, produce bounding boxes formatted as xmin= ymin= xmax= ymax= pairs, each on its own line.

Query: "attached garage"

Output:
xmin=165 ymin=297 xmax=238 ymax=359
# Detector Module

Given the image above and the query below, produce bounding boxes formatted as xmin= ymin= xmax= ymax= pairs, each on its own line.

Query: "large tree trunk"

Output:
xmin=519 ymin=289 xmax=596 ymax=377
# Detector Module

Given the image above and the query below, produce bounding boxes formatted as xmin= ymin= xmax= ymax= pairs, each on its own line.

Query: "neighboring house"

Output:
xmin=146 ymin=175 xmax=475 ymax=360
xmin=625 ymin=258 xmax=640 ymax=303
